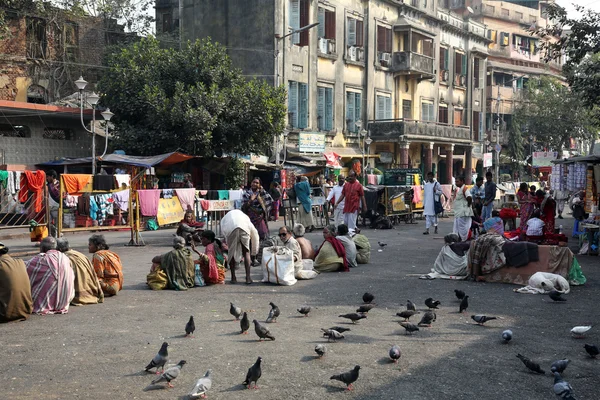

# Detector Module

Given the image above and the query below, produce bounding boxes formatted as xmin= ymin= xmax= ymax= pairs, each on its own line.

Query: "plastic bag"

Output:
xmin=261 ymin=246 xmax=297 ymax=286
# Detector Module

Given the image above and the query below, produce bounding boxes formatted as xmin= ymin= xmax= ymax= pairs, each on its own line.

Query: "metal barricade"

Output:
xmin=0 ymin=177 xmax=49 ymax=235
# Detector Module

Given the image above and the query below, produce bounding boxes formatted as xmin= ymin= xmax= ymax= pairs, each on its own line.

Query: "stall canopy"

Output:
xmin=552 ymin=155 xmax=600 ymax=165
xmin=38 ymin=152 xmax=195 ymax=168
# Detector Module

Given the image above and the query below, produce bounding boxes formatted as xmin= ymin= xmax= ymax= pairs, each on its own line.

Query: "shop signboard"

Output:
xmin=532 ymin=151 xmax=558 ymax=167
xmin=299 ymin=132 xmax=326 ymax=153
xmin=483 ymin=152 xmax=493 ymax=168
xmin=157 ymin=197 xmax=185 ymax=225
xmin=383 ymin=168 xmax=421 ymax=186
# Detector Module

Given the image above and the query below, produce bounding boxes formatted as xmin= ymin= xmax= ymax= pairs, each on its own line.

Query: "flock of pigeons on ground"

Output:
xmin=140 ymin=289 xmax=598 ymax=398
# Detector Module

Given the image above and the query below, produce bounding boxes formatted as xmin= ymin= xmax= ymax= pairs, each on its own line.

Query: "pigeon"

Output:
xmin=297 ymin=306 xmax=311 ymax=317
xmin=356 ymin=304 xmax=375 ymax=313
xmin=321 ymin=328 xmax=345 ymax=342
xmin=338 ymin=313 xmax=367 ymax=323
xmin=553 ymin=372 xmax=576 ymax=400
xmin=315 ymin=344 xmax=327 ymax=357
xmin=266 ymin=302 xmax=280 ymax=323
xmin=151 ymin=360 xmax=187 ymax=388
xmin=145 ymin=342 xmax=169 ymax=374
xmin=396 ymin=310 xmax=419 ymax=321
xmin=502 ymin=330 xmax=513 ymax=343
xmin=399 ymin=322 xmax=419 ymax=334
xmin=454 ymin=289 xmax=466 ymax=300
xmin=389 ymin=345 xmax=401 ymax=363
xmin=362 ymin=292 xmax=375 ymax=303
xmin=328 ymin=326 xmax=351 ymax=333
xmin=230 ymin=302 xmax=242 ymax=320
xmin=406 ymin=300 xmax=416 ymax=311
xmin=240 ymin=312 xmax=250 ymax=334
xmin=242 ymin=356 xmax=262 ymax=389
xmin=188 ymin=369 xmax=212 ymax=399
xmin=459 ymin=295 xmax=469 ymax=313
xmin=571 ymin=326 xmax=592 ymax=338
xmin=378 ymin=241 xmax=387 ymax=249
xmin=418 ymin=311 xmax=436 ymax=327
xmin=516 ymin=353 xmax=545 ymax=374
xmin=471 ymin=315 xmax=497 ymax=325
xmin=253 ymin=319 xmax=275 ymax=341
xmin=584 ymin=344 xmax=599 ymax=358
xmin=549 ymin=290 xmax=567 ymax=302
xmin=425 ymin=298 xmax=441 ymax=309
xmin=185 ymin=316 xmax=195 ymax=337
xmin=330 ymin=365 xmax=360 ymax=391
xmin=551 ymin=359 xmax=570 ymax=374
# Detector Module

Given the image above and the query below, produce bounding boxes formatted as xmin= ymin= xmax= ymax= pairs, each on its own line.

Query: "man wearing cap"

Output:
xmin=0 ymin=242 xmax=33 ymax=322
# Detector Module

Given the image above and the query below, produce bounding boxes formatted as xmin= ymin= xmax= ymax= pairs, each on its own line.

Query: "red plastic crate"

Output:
xmin=75 ymin=216 xmax=93 ymax=227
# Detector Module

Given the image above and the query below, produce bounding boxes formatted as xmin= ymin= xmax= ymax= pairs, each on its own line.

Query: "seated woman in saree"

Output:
xmin=294 ymin=176 xmax=315 ymax=232
xmin=88 ymin=234 xmax=124 ymax=296
xmin=151 ymin=236 xmax=195 ymax=290
xmin=57 ymin=238 xmax=103 ymax=306
xmin=191 ymin=230 xmax=227 ymax=285
xmin=336 ymin=224 xmax=358 ymax=268
xmin=242 ymin=177 xmax=272 ymax=241
xmin=313 ymin=225 xmax=348 ymax=273
xmin=353 ymin=232 xmax=371 ymax=264
xmin=536 ymin=189 xmax=556 ymax=234
xmin=176 ymin=211 xmax=204 ymax=245
xmin=0 ymin=242 xmax=33 ymax=322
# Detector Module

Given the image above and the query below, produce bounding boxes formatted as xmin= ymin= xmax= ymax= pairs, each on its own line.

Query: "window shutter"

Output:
xmin=377 ymin=25 xmax=385 ymax=52
xmin=385 ymin=97 xmax=392 ymax=119
xmin=317 ymin=87 xmax=325 ymax=130
xmin=299 ymin=0 xmax=309 ymax=46
xmin=462 ymin=54 xmax=467 ymax=75
xmin=444 ymin=48 xmax=449 ymax=69
xmin=347 ymin=18 xmax=356 ymax=46
xmin=479 ymin=112 xmax=484 ymax=141
xmin=386 ymin=28 xmax=392 ymax=53
xmin=376 ymin=96 xmax=385 ymax=120
xmin=478 ymin=59 xmax=485 ymax=88
xmin=355 ymin=93 xmax=361 ymax=128
xmin=288 ymin=81 xmax=298 ymax=128
xmin=298 ymin=83 xmax=308 ymax=129
xmin=325 ymin=88 xmax=333 ymax=131
xmin=318 ymin=8 xmax=325 ymax=38
xmin=290 ymin=0 xmax=300 ymax=44
xmin=325 ymin=10 xmax=336 ymax=40
xmin=356 ymin=20 xmax=363 ymax=47
xmin=346 ymin=92 xmax=355 ymax=132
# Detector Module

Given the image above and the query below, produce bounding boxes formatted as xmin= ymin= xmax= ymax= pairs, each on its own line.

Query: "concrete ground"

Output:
xmin=0 ymin=215 xmax=598 ymax=400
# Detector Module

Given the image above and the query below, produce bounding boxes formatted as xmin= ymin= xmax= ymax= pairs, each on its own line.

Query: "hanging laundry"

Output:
xmin=138 ymin=189 xmax=161 ymax=216
xmin=229 ymin=190 xmax=243 ymax=201
xmin=114 ymin=174 xmax=130 ymax=189
xmin=112 ymin=190 xmax=130 ymax=211
xmin=412 ymin=185 xmax=422 ymax=204
xmin=19 ymin=170 xmax=46 ymax=212
xmin=175 ymin=188 xmax=195 ymax=212
xmin=78 ymin=193 xmax=91 ymax=216
xmin=6 ymin=171 xmax=16 ymax=195
xmin=0 ymin=170 xmax=8 ymax=188
xmin=217 ymin=190 xmax=229 ymax=200
xmin=89 ymin=196 xmax=99 ymax=220
xmin=63 ymin=174 xmax=92 ymax=195
xmin=93 ymin=174 xmax=115 ymax=191
xmin=199 ymin=190 xmax=208 ymax=196
xmin=64 ymin=195 xmax=78 ymax=208
xmin=95 ymin=194 xmax=114 ymax=223
xmin=162 ymin=189 xmax=174 ymax=199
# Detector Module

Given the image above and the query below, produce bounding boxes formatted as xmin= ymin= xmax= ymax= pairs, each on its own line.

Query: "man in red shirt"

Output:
xmin=334 ymin=171 xmax=366 ymax=232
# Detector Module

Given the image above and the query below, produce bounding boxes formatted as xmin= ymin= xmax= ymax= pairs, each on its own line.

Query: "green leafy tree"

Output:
xmin=225 ymin=157 xmax=246 ymax=190
xmin=511 ymin=77 xmax=598 ymax=155
xmin=98 ymin=37 xmax=287 ymax=157
xmin=506 ymin=123 xmax=525 ymax=177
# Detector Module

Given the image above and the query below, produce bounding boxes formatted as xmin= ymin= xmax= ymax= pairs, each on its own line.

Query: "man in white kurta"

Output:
xmin=452 ymin=176 xmax=474 ymax=241
xmin=326 ymin=176 xmax=345 ymax=226
xmin=423 ymin=172 xmax=443 ymax=235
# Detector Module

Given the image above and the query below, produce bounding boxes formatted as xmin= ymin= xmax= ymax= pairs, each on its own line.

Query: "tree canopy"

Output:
xmin=98 ymin=37 xmax=287 ymax=157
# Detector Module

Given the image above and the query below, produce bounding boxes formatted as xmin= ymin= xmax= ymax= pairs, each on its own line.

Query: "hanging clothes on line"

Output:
xmin=63 ymin=174 xmax=92 ymax=195
xmin=112 ymin=190 xmax=129 ymax=211
xmin=19 ymin=170 xmax=46 ymax=212
xmin=162 ymin=189 xmax=174 ymax=199
xmin=93 ymin=174 xmax=115 ymax=191
xmin=114 ymin=174 xmax=130 ymax=189
xmin=138 ymin=189 xmax=161 ymax=216
xmin=175 ymin=188 xmax=195 ymax=212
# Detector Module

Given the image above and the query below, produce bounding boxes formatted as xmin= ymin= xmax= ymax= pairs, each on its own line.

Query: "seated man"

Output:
xmin=279 ymin=226 xmax=316 ymax=280
xmin=220 ymin=209 xmax=259 ymax=284
xmin=88 ymin=234 xmax=124 ymax=296
xmin=0 ymin=242 xmax=33 ymax=322
xmin=353 ymin=233 xmax=371 ymax=264
xmin=314 ymin=225 xmax=348 ymax=273
xmin=176 ymin=211 xmax=204 ymax=244
xmin=526 ymin=209 xmax=545 ymax=242
xmin=151 ymin=236 xmax=195 ymax=290
xmin=336 ymin=224 xmax=358 ymax=268
xmin=427 ymin=233 xmax=469 ymax=279
xmin=292 ymin=223 xmax=315 ymax=260
xmin=57 ymin=238 xmax=104 ymax=305
xmin=26 ymin=237 xmax=75 ymax=315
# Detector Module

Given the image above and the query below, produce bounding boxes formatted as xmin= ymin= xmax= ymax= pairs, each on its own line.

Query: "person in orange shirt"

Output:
xmin=88 ymin=234 xmax=123 ymax=296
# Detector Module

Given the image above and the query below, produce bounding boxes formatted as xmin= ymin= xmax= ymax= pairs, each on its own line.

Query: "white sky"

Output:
xmin=556 ymin=0 xmax=600 ymax=16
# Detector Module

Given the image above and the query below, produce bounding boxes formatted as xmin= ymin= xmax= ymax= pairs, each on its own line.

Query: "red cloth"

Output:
xmin=538 ymin=197 xmax=556 ymax=234
xmin=499 ymin=208 xmax=517 ymax=220
xmin=341 ymin=181 xmax=364 ymax=214
xmin=316 ymin=236 xmax=349 ymax=272
xmin=19 ymin=170 xmax=46 ymax=212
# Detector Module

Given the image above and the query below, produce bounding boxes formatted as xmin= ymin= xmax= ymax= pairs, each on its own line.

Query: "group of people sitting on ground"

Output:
xmin=0 ymin=234 xmax=124 ymax=323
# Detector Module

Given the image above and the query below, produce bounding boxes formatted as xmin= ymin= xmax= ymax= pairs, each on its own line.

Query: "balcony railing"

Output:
xmin=391 ymin=51 xmax=434 ymax=76
xmin=368 ymin=119 xmax=471 ymax=142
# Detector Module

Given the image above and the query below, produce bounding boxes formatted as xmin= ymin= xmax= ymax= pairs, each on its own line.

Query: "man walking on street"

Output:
xmin=482 ymin=171 xmax=497 ymax=222
xmin=334 ymin=171 xmax=366 ymax=232
xmin=423 ymin=172 xmax=442 ymax=235
xmin=327 ymin=175 xmax=345 ymax=226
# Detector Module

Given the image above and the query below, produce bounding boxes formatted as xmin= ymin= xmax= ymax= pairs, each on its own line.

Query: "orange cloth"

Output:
xmin=62 ymin=174 xmax=92 ymax=195
xmin=92 ymin=250 xmax=124 ymax=296
xmin=19 ymin=170 xmax=46 ymax=212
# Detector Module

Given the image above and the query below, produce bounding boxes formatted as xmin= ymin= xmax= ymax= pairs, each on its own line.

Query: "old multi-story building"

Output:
xmin=157 ymin=0 xmax=495 ymax=183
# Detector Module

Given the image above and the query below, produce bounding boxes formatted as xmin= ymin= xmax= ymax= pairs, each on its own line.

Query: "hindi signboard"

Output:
xmin=299 ymin=132 xmax=326 ymax=153
xmin=483 ymin=152 xmax=493 ymax=168
xmin=532 ymin=152 xmax=558 ymax=167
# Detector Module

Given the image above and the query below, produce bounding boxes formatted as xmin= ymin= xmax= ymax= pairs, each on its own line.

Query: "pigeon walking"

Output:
xmin=584 ymin=344 xmax=599 ymax=358
xmin=459 ymin=295 xmax=469 ymax=313
xmin=454 ymin=289 xmax=466 ymax=300
xmin=549 ymin=290 xmax=567 ymax=302
xmin=151 ymin=360 xmax=187 ymax=388
xmin=242 ymin=357 xmax=262 ymax=389
xmin=502 ymin=330 xmax=513 ymax=343
xmin=396 ymin=310 xmax=419 ymax=321
xmin=553 ymin=372 xmax=576 ymax=400
xmin=399 ymin=322 xmax=419 ymax=334
xmin=253 ymin=319 xmax=275 ymax=341
xmin=321 ymin=328 xmax=345 ymax=342
xmin=406 ymin=300 xmax=416 ymax=311
xmin=418 ymin=311 xmax=436 ymax=327
xmin=378 ymin=242 xmax=387 ymax=249
xmin=328 ymin=326 xmax=351 ymax=333
xmin=297 ymin=306 xmax=311 ymax=317
xmin=471 ymin=315 xmax=497 ymax=325
xmin=571 ymin=326 xmax=592 ymax=338
xmin=424 ymin=298 xmax=441 ymax=309
xmin=266 ymin=302 xmax=280 ymax=323
xmin=389 ymin=345 xmax=401 ymax=363
xmin=551 ymin=359 xmax=570 ymax=374
xmin=356 ymin=304 xmax=375 ymax=313
xmin=516 ymin=354 xmax=545 ymax=374
xmin=185 ymin=316 xmax=195 ymax=337
xmin=230 ymin=302 xmax=242 ymax=320
xmin=339 ymin=313 xmax=367 ymax=323
xmin=145 ymin=342 xmax=169 ymax=374
xmin=330 ymin=365 xmax=360 ymax=391
xmin=315 ymin=344 xmax=327 ymax=357
xmin=362 ymin=292 xmax=375 ymax=303
xmin=240 ymin=312 xmax=250 ymax=334
xmin=188 ymin=369 xmax=212 ymax=399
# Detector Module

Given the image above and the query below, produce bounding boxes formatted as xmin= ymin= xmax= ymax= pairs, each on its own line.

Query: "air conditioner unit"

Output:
xmin=379 ymin=52 xmax=391 ymax=65
xmin=319 ymin=38 xmax=329 ymax=54
xmin=348 ymin=46 xmax=357 ymax=61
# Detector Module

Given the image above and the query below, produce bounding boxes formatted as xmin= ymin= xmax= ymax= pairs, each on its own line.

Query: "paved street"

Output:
xmin=0 ymin=216 xmax=598 ymax=400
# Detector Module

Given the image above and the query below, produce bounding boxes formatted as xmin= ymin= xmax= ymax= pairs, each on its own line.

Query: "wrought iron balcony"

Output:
xmin=391 ymin=51 xmax=434 ymax=76
xmin=368 ymin=119 xmax=471 ymax=143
